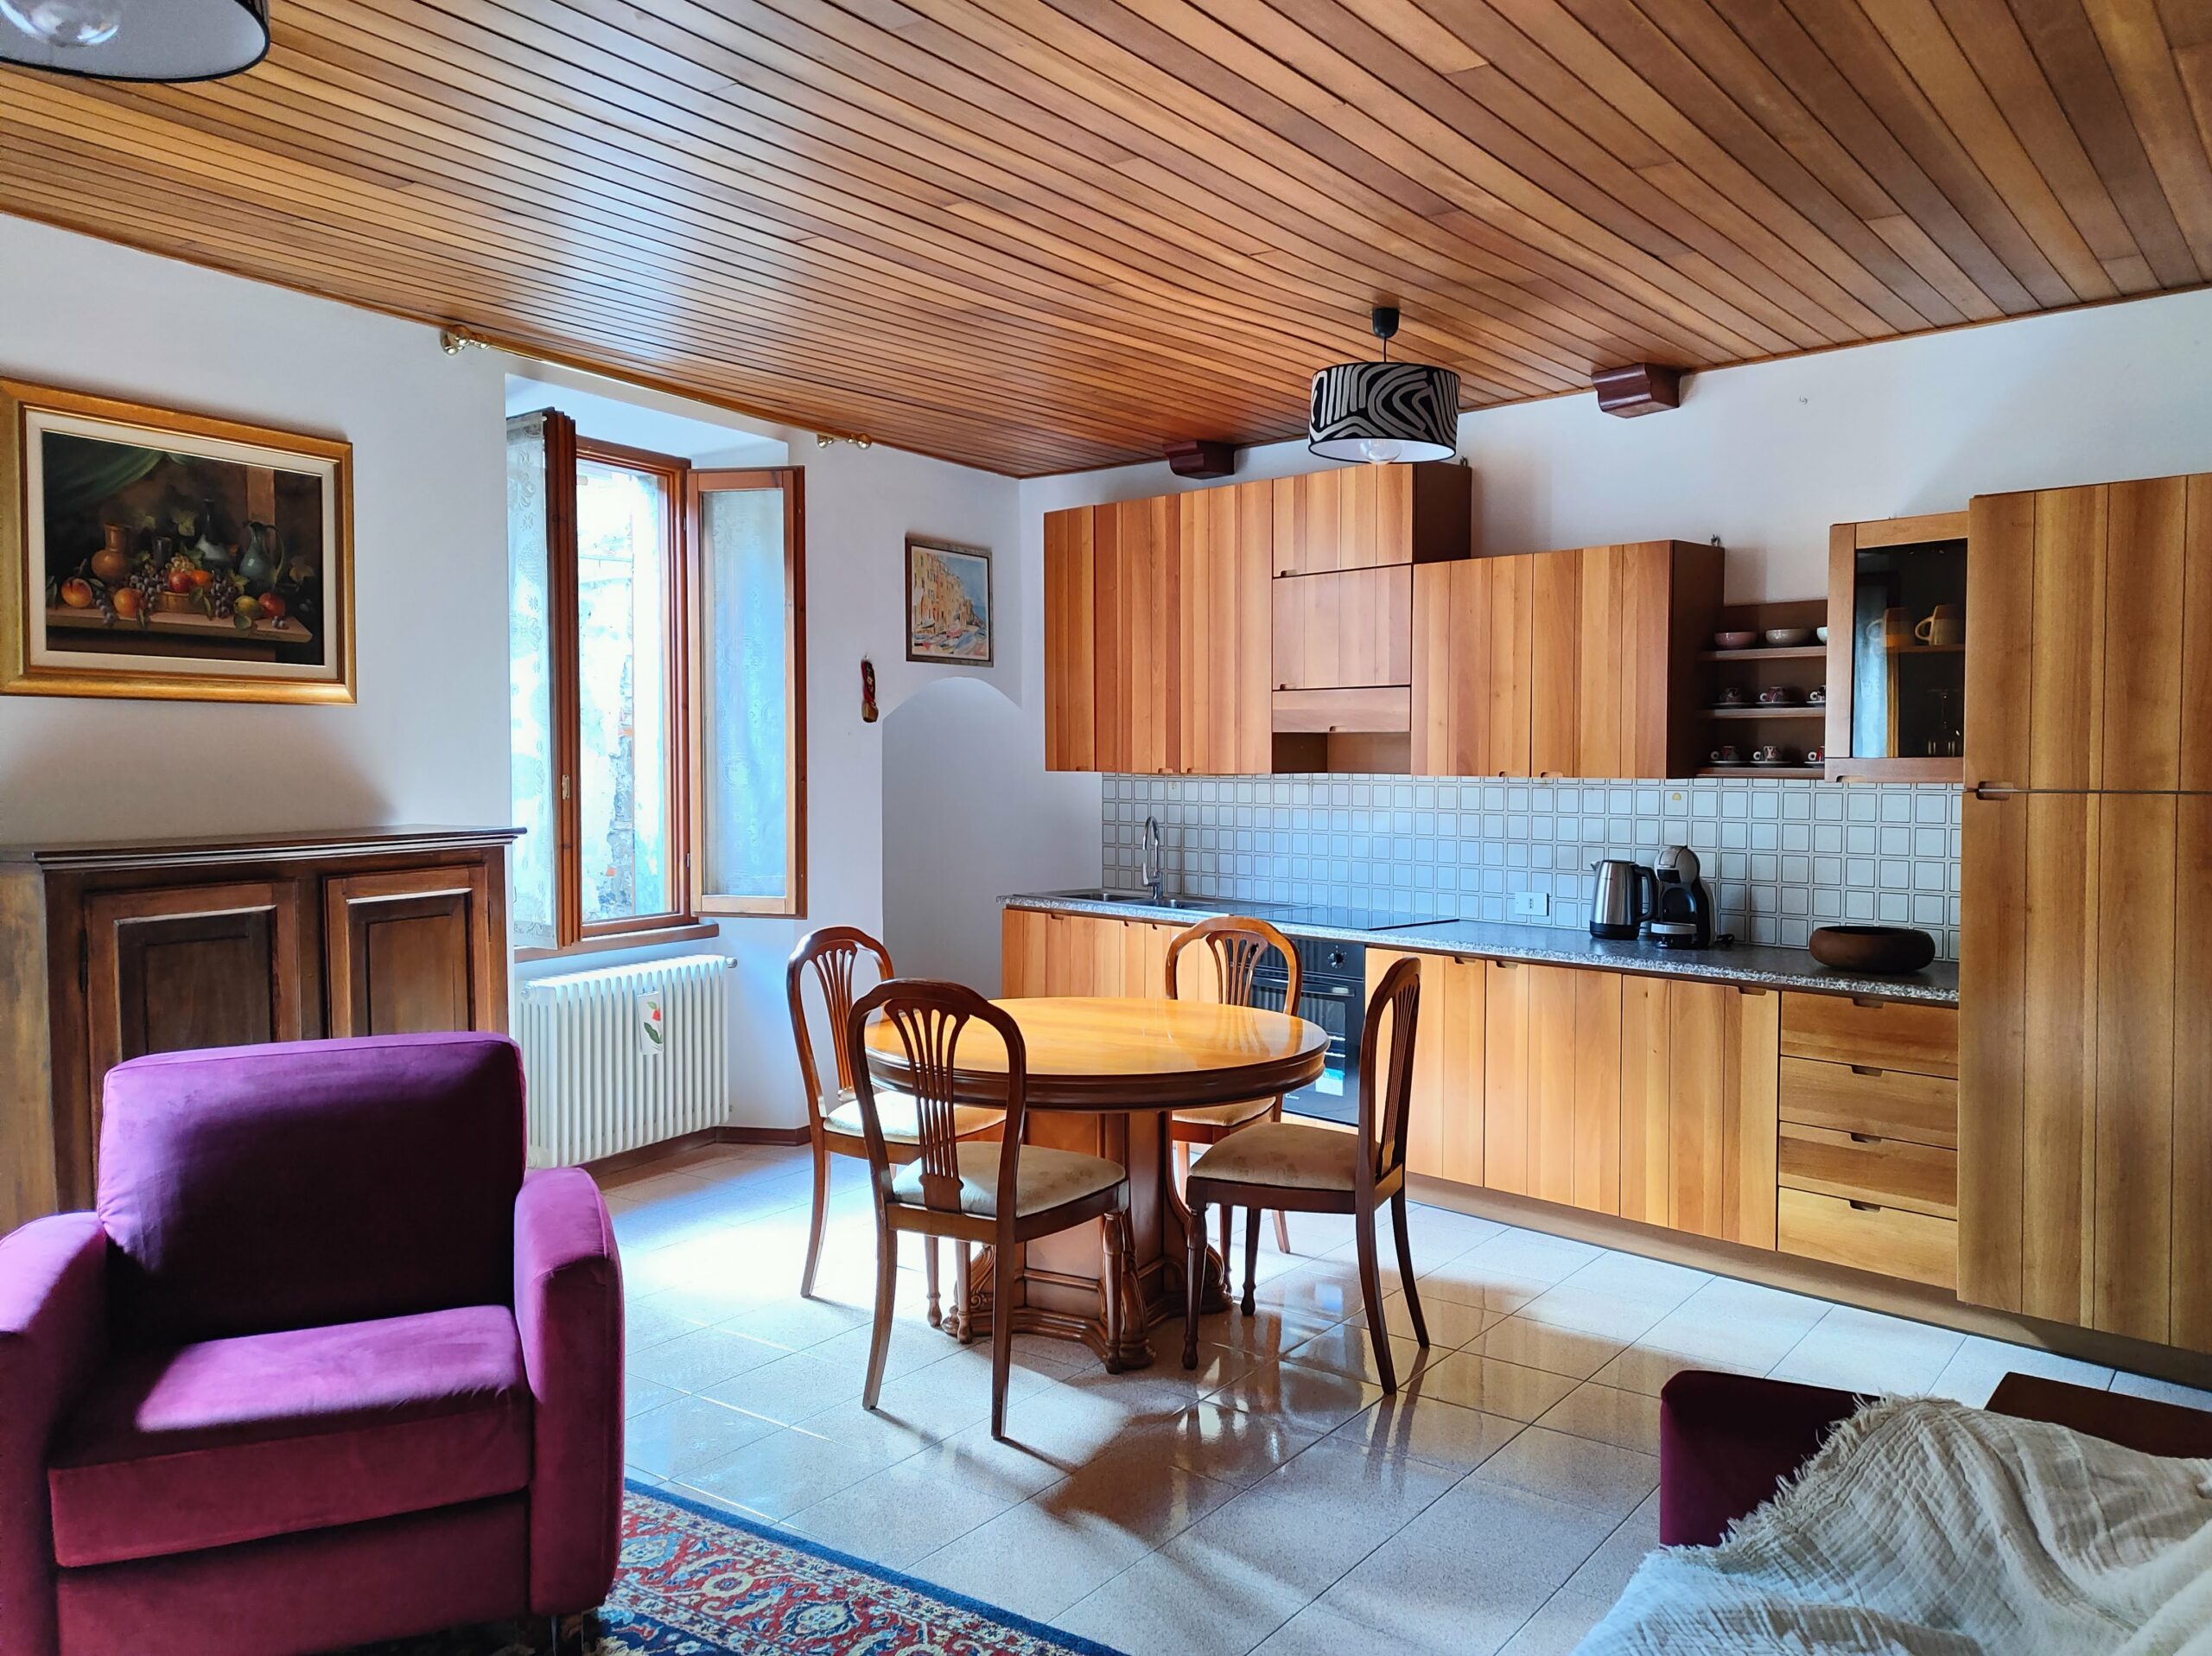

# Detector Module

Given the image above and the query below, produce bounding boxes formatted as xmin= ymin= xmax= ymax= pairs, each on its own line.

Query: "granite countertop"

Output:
xmin=1003 ymin=890 xmax=1960 ymax=1006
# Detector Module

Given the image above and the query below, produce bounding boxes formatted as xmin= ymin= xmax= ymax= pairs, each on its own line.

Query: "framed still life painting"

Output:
xmin=905 ymin=535 xmax=993 ymax=666
xmin=1 ymin=378 xmax=355 ymax=703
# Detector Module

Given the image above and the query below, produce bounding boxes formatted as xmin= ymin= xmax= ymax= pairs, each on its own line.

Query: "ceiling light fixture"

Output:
xmin=0 ymin=0 xmax=267 ymax=80
xmin=1307 ymin=307 xmax=1459 ymax=465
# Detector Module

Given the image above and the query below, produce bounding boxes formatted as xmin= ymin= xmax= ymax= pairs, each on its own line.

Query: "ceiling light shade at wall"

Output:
xmin=0 ymin=0 xmax=267 ymax=80
xmin=1308 ymin=307 xmax=1460 ymax=464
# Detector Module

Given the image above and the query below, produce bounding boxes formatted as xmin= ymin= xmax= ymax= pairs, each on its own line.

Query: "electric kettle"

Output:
xmin=1590 ymin=859 xmax=1657 ymax=940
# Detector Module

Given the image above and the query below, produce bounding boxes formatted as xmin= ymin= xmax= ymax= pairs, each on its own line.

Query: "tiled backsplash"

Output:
xmin=1102 ymin=774 xmax=1964 ymax=960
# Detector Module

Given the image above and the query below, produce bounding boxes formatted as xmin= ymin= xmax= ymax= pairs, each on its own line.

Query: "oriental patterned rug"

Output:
xmin=355 ymin=1480 xmax=1128 ymax=1656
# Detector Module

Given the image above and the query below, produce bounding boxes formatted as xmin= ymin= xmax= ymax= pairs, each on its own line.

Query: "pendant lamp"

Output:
xmin=0 ymin=0 xmax=268 ymax=80
xmin=1307 ymin=307 xmax=1459 ymax=464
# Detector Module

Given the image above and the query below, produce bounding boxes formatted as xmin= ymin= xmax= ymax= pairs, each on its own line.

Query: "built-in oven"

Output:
xmin=1251 ymin=937 xmax=1367 ymax=1127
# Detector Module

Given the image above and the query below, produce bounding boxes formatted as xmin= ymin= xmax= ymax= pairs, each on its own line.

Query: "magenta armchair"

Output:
xmin=0 ymin=1034 xmax=623 ymax=1656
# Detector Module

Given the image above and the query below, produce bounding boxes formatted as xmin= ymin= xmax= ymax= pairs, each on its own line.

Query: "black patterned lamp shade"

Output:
xmin=1307 ymin=308 xmax=1459 ymax=463
xmin=0 ymin=0 xmax=268 ymax=80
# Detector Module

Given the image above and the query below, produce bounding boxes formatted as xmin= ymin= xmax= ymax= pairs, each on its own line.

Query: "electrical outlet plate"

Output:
xmin=1512 ymin=890 xmax=1551 ymax=919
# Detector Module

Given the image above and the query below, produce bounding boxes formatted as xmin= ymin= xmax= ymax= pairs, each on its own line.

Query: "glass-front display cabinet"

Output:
xmin=1824 ymin=511 xmax=1967 ymax=782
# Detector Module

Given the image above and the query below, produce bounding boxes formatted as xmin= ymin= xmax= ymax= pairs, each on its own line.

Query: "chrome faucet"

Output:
xmin=1141 ymin=814 xmax=1165 ymax=904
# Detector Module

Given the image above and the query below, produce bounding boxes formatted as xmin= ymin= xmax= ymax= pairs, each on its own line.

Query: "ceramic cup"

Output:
xmin=1758 ymin=685 xmax=1801 ymax=705
xmin=1751 ymin=743 xmax=1792 ymax=764
xmin=1916 ymin=604 xmax=1964 ymax=646
xmin=1714 ymin=685 xmax=1748 ymax=707
xmin=1710 ymin=745 xmax=1743 ymax=765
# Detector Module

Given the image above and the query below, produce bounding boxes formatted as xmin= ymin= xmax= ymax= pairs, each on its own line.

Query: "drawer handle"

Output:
xmin=1851 ymin=997 xmax=1886 ymax=1009
xmin=1851 ymin=1065 xmax=1883 ymax=1077
xmin=1850 ymin=1132 xmax=1878 ymax=1143
xmin=1848 ymin=1200 xmax=1880 ymax=1213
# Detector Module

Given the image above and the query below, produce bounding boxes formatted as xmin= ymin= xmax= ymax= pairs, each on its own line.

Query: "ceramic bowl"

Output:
xmin=1714 ymin=629 xmax=1759 ymax=650
xmin=1764 ymin=627 xmax=1815 ymax=647
xmin=1815 ymin=626 xmax=1829 ymax=643
xmin=1808 ymin=925 xmax=1936 ymax=975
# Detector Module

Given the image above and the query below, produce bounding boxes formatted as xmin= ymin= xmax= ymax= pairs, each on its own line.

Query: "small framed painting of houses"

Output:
xmin=905 ymin=535 xmax=993 ymax=666
xmin=1 ymin=378 xmax=355 ymax=704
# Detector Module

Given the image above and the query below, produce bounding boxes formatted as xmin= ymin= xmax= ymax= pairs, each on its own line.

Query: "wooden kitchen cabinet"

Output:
xmin=1272 ymin=567 xmax=1412 ymax=691
xmin=1965 ymin=471 xmax=2212 ymax=793
xmin=1619 ymin=977 xmax=1778 ymax=1247
xmin=1269 ymin=462 xmax=1470 ymax=576
xmin=1094 ymin=495 xmax=1182 ymax=775
xmin=1002 ymin=908 xmax=1190 ymax=1001
xmin=1179 ymin=480 xmax=1272 ymax=776
xmin=1368 ymin=948 xmax=1484 ymax=1185
xmin=1043 ymin=506 xmax=1096 ymax=772
xmin=1414 ymin=541 xmax=1719 ymax=779
xmin=0 ymin=826 xmax=518 ymax=1232
xmin=1481 ymin=961 xmax=1619 ymax=1213
xmin=1959 ymin=789 xmax=2212 ymax=1348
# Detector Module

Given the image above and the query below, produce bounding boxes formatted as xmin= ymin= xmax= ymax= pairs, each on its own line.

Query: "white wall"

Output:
xmin=0 ymin=215 xmax=512 ymax=844
xmin=1022 ymin=284 xmax=2212 ymax=605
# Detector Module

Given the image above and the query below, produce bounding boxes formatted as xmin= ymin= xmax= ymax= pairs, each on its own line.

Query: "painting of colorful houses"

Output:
xmin=905 ymin=536 xmax=992 ymax=666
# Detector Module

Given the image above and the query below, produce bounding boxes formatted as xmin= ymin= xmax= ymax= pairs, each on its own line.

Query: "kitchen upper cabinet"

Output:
xmin=1619 ymin=977 xmax=1778 ymax=1247
xmin=1269 ymin=462 xmax=1470 ymax=576
xmin=1414 ymin=541 xmax=1718 ymax=779
xmin=1965 ymin=471 xmax=2212 ymax=793
xmin=1179 ymin=481 xmax=1272 ymax=776
xmin=1959 ymin=789 xmax=2212 ymax=1348
xmin=1043 ymin=506 xmax=1096 ymax=772
xmin=1272 ymin=567 xmax=1413 ymax=691
xmin=1367 ymin=948 xmax=1484 ymax=1186
xmin=1095 ymin=495 xmax=1182 ymax=775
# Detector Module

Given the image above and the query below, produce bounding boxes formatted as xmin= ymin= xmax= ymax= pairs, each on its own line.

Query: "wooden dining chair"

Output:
xmin=1165 ymin=916 xmax=1301 ymax=1298
xmin=844 ymin=979 xmax=1133 ymax=1439
xmin=786 ymin=927 xmax=1003 ymax=1325
xmin=1182 ymin=953 xmax=1429 ymax=1392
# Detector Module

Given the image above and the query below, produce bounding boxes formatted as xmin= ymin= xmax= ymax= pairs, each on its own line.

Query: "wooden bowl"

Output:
xmin=1808 ymin=925 xmax=1936 ymax=975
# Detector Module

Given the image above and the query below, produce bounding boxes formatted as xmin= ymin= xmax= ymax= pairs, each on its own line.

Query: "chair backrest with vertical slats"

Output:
xmin=845 ymin=978 xmax=1026 ymax=1216
xmin=1360 ymin=954 xmax=1421 ymax=1185
xmin=1163 ymin=915 xmax=1301 ymax=1013
xmin=787 ymin=926 xmax=894 ymax=1130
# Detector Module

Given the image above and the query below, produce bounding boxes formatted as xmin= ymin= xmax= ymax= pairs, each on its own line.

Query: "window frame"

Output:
xmin=514 ymin=414 xmax=808 ymax=959
xmin=687 ymin=466 xmax=808 ymax=920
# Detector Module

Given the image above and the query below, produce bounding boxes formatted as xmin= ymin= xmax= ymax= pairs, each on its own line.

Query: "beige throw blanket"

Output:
xmin=1578 ymin=1398 xmax=2212 ymax=1655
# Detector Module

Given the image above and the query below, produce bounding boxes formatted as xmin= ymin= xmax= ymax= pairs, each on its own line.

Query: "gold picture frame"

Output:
xmin=1 ymin=378 xmax=356 ymax=704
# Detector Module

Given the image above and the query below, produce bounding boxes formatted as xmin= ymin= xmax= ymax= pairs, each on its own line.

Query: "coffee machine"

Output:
xmin=1649 ymin=844 xmax=1715 ymax=950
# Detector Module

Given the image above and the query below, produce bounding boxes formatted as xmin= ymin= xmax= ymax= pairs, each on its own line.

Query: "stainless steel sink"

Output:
xmin=1086 ymin=889 xmax=1205 ymax=909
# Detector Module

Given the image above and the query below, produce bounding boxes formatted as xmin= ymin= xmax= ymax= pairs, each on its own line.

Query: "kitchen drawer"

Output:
xmin=1777 ymin=1056 xmax=1957 ymax=1148
xmin=1778 ymin=1122 xmax=1957 ymax=1219
xmin=1779 ymin=992 xmax=1957 ymax=1078
xmin=1777 ymin=1187 xmax=1957 ymax=1291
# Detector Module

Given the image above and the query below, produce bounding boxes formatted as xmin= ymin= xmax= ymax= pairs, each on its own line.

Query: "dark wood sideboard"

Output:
xmin=0 ymin=825 xmax=519 ymax=1233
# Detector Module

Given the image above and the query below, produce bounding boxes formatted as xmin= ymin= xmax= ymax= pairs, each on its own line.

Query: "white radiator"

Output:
xmin=518 ymin=953 xmax=732 ymax=1166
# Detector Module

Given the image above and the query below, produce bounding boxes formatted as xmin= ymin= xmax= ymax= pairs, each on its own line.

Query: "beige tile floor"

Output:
xmin=603 ymin=1141 xmax=2212 ymax=1656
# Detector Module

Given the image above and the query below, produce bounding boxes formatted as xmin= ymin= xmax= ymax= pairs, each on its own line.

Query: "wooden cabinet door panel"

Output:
xmin=1619 ymin=976 xmax=1671 ymax=1226
xmin=1044 ymin=506 xmax=1096 ymax=772
xmin=2175 ymin=795 xmax=2212 ymax=1347
xmin=1573 ymin=545 xmax=1624 ymax=780
xmin=324 ymin=865 xmax=495 ymax=1038
xmin=1374 ymin=950 xmax=1484 ymax=1185
xmin=1667 ymin=982 xmax=1778 ymax=1248
xmin=1002 ymin=908 xmax=1049 ymax=997
xmin=1527 ymin=965 xmax=1580 ymax=1206
xmin=1484 ymin=556 xmax=1535 ymax=776
xmin=1270 ymin=469 xmax=1339 ymax=576
xmin=86 ymin=881 xmax=304 ymax=1142
xmin=1272 ymin=567 xmax=1411 ymax=690
xmin=1571 ymin=970 xmax=1624 ymax=1215
xmin=1483 ymin=960 xmax=1532 ymax=1194
xmin=1096 ymin=498 xmax=1180 ymax=774
xmin=1529 ymin=552 xmax=1581 ymax=779
xmin=1411 ymin=560 xmax=1490 ymax=776
xmin=1179 ymin=481 xmax=1271 ymax=775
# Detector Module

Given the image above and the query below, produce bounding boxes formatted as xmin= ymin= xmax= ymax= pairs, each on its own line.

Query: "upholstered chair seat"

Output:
xmin=1168 ymin=1095 xmax=1274 ymax=1130
xmin=890 ymin=1143 xmax=1126 ymax=1218
xmin=1186 ymin=1121 xmax=1358 ymax=1194
xmin=826 ymin=1087 xmax=1001 ymax=1143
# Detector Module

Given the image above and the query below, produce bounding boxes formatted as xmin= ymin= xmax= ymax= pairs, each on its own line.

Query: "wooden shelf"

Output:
xmin=1704 ymin=706 xmax=1825 ymax=720
xmin=1698 ymin=645 xmax=1827 ymax=661
xmin=1700 ymin=765 xmax=1823 ymax=778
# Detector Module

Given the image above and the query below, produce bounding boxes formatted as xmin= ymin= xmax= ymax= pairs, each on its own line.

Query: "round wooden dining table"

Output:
xmin=862 ymin=996 xmax=1327 ymax=1370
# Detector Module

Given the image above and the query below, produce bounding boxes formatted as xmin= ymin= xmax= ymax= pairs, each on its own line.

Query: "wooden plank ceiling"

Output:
xmin=3 ymin=0 xmax=2211 ymax=475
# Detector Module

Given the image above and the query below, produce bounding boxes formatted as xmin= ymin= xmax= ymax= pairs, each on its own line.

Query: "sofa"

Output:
xmin=0 ymin=1033 xmax=624 ymax=1656
xmin=1659 ymin=1366 xmax=2212 ymax=1546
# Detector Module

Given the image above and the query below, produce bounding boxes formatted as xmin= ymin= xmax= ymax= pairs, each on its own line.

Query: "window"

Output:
xmin=507 ymin=411 xmax=804 ymax=953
